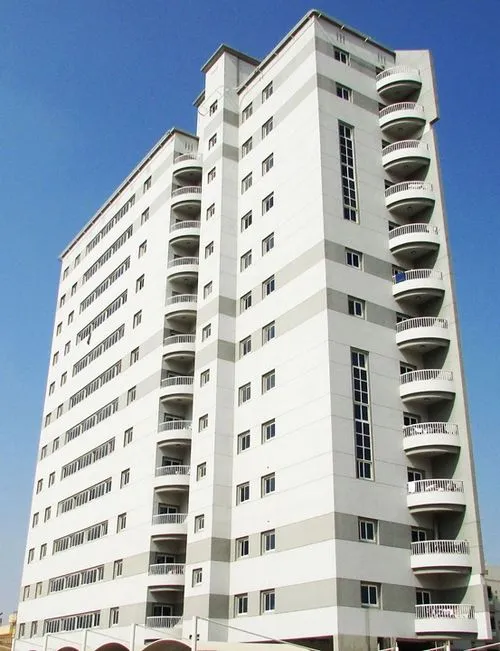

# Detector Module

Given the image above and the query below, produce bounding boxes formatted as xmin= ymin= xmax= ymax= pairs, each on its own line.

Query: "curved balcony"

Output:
xmin=160 ymin=375 xmax=194 ymax=403
xmin=403 ymin=422 xmax=460 ymax=457
xmin=411 ymin=540 xmax=471 ymax=575
xmin=171 ymin=185 xmax=202 ymax=209
xmin=407 ymin=479 xmax=465 ymax=514
xmin=382 ymin=140 xmax=430 ymax=178
xmin=158 ymin=420 xmax=192 ymax=445
xmin=165 ymin=294 xmax=197 ymax=319
xmin=154 ymin=465 xmax=190 ymax=491
xmin=415 ymin=604 xmax=476 ymax=637
xmin=389 ymin=224 xmax=439 ymax=259
xmin=376 ymin=66 xmax=421 ymax=100
xmin=169 ymin=220 xmax=200 ymax=247
xmin=393 ymin=269 xmax=444 ymax=303
xmin=146 ymin=616 xmax=183 ymax=630
xmin=172 ymin=153 xmax=202 ymax=182
xmin=166 ymin=257 xmax=199 ymax=282
xmin=148 ymin=563 xmax=185 ymax=590
xmin=379 ymin=102 xmax=425 ymax=138
xmin=151 ymin=513 xmax=188 ymax=537
xmin=396 ymin=317 xmax=449 ymax=351
xmin=400 ymin=369 xmax=454 ymax=403
xmin=385 ymin=181 xmax=435 ymax=216
xmin=163 ymin=334 xmax=196 ymax=359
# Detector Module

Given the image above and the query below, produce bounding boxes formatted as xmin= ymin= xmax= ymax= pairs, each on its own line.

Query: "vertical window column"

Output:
xmin=351 ymin=350 xmax=372 ymax=479
xmin=339 ymin=123 xmax=358 ymax=222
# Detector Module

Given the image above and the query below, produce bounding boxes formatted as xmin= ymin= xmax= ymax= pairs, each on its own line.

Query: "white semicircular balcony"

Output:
xmin=396 ymin=317 xmax=449 ymax=351
xmin=392 ymin=269 xmax=444 ymax=303
xmin=157 ymin=420 xmax=192 ymax=445
xmin=171 ymin=185 xmax=202 ymax=207
xmin=407 ymin=478 xmax=465 ymax=514
xmin=165 ymin=294 xmax=198 ymax=319
xmin=169 ymin=220 xmax=200 ymax=245
xmin=385 ymin=181 xmax=435 ymax=216
xmin=148 ymin=563 xmax=185 ymax=590
xmin=154 ymin=464 xmax=190 ymax=491
xmin=376 ymin=66 xmax=422 ymax=100
xmin=163 ymin=334 xmax=196 ymax=359
xmin=160 ymin=375 xmax=194 ymax=402
xmin=151 ymin=512 xmax=188 ymax=536
xmin=389 ymin=223 xmax=440 ymax=259
xmin=172 ymin=153 xmax=202 ymax=182
xmin=166 ymin=256 xmax=199 ymax=280
xmin=411 ymin=540 xmax=471 ymax=575
xmin=415 ymin=604 xmax=476 ymax=637
xmin=382 ymin=140 xmax=430 ymax=178
xmin=145 ymin=616 xmax=183 ymax=630
xmin=379 ymin=102 xmax=426 ymax=138
xmin=400 ymin=369 xmax=455 ymax=403
xmin=403 ymin=422 xmax=460 ymax=457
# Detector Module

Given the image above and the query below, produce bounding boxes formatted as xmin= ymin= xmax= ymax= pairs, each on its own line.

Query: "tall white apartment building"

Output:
xmin=15 ymin=10 xmax=491 ymax=651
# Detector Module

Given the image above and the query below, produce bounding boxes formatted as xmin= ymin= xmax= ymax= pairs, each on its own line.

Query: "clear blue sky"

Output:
xmin=1 ymin=0 xmax=499 ymax=616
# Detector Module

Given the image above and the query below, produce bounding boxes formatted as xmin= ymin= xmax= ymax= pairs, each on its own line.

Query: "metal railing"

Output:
xmin=158 ymin=420 xmax=192 ymax=432
xmin=411 ymin=540 xmax=470 ymax=555
xmin=393 ymin=268 xmax=443 ymax=284
xmin=163 ymin=334 xmax=196 ymax=346
xmin=400 ymin=369 xmax=453 ymax=385
xmin=379 ymin=102 xmax=424 ymax=119
xmin=407 ymin=478 xmax=464 ymax=494
xmin=167 ymin=256 xmax=199 ymax=268
xmin=396 ymin=316 xmax=448 ymax=333
xmin=174 ymin=153 xmax=201 ymax=164
xmin=390 ymin=223 xmax=438 ymax=240
xmin=160 ymin=375 xmax=194 ymax=388
xmin=377 ymin=65 xmax=420 ymax=82
xmin=382 ymin=140 xmax=428 ymax=156
xmin=152 ymin=513 xmax=188 ymax=525
xmin=146 ymin=616 xmax=183 ymax=628
xmin=171 ymin=185 xmax=202 ymax=197
xmin=155 ymin=465 xmax=190 ymax=477
xmin=385 ymin=180 xmax=433 ymax=198
xmin=148 ymin=563 xmax=185 ymax=576
xmin=165 ymin=293 xmax=197 ymax=306
xmin=415 ymin=604 xmax=475 ymax=620
xmin=170 ymin=220 xmax=201 ymax=232
xmin=403 ymin=422 xmax=458 ymax=438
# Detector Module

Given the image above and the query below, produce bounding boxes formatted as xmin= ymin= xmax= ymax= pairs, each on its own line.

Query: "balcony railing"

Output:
xmin=172 ymin=186 xmax=202 ymax=197
xmin=167 ymin=257 xmax=199 ymax=268
xmin=163 ymin=334 xmax=196 ymax=346
xmin=174 ymin=153 xmax=201 ymax=164
xmin=149 ymin=563 xmax=185 ymax=576
xmin=379 ymin=102 xmax=424 ymax=119
xmin=385 ymin=181 xmax=433 ymax=199
xmin=160 ymin=375 xmax=194 ymax=388
xmin=400 ymin=369 xmax=453 ymax=385
xmin=155 ymin=465 xmax=190 ymax=477
xmin=158 ymin=420 xmax=192 ymax=432
xmin=411 ymin=540 xmax=470 ymax=556
xmin=165 ymin=294 xmax=197 ymax=307
xmin=390 ymin=224 xmax=438 ymax=240
xmin=146 ymin=616 xmax=182 ymax=629
xmin=403 ymin=422 xmax=458 ymax=438
xmin=393 ymin=269 xmax=443 ymax=284
xmin=408 ymin=479 xmax=464 ymax=495
xmin=170 ymin=220 xmax=200 ymax=232
xmin=376 ymin=65 xmax=420 ymax=82
xmin=152 ymin=513 xmax=187 ymax=525
xmin=415 ymin=604 xmax=475 ymax=620
xmin=397 ymin=317 xmax=448 ymax=334
xmin=382 ymin=140 xmax=428 ymax=156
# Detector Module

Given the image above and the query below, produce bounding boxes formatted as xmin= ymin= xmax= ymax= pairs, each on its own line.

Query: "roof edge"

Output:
xmin=201 ymin=44 xmax=260 ymax=74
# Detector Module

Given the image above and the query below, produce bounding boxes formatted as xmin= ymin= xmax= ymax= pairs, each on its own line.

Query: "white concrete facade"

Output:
xmin=15 ymin=10 xmax=490 ymax=651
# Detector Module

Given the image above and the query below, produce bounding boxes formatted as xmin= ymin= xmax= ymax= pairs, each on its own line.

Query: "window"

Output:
xmin=359 ymin=518 xmax=377 ymax=542
xmin=127 ymin=387 xmax=136 ymax=405
xmin=64 ymin=341 xmax=71 ymax=355
xmin=113 ymin=559 xmax=123 ymax=578
xmin=235 ymin=594 xmax=249 ymax=615
xmin=407 ymin=467 xmax=424 ymax=483
xmin=32 ymin=512 xmax=39 ymax=528
xmin=192 ymin=568 xmax=203 ymax=586
xmin=27 ymin=548 xmax=35 ymax=563
xmin=242 ymin=103 xmax=253 ymax=122
xmin=209 ymin=100 xmax=218 ymax=115
xmin=401 ymin=363 xmax=416 ymax=376
xmin=68 ymin=311 xmax=74 ymax=324
xmin=361 ymin=583 xmax=379 ymax=607
xmin=261 ymin=529 xmax=276 ymax=553
xmin=261 ymin=473 xmax=276 ymax=496
xmin=237 ymin=482 xmax=250 ymax=504
xmin=262 ymin=153 xmax=274 ymax=175
xmin=18 ymin=624 xmax=25 ymax=638
xmin=205 ymin=241 xmax=214 ymax=258
xmin=351 ymin=350 xmax=372 ymax=480
xmin=404 ymin=412 xmax=420 ymax=428
xmin=262 ymin=192 xmax=274 ymax=214
xmin=241 ymin=137 xmax=253 ymax=158
xmin=262 ymin=117 xmax=273 ymax=138
xmin=203 ymin=282 xmax=213 ymax=298
xmin=107 ymin=607 xmax=119 ymax=627
xmin=123 ymin=427 xmax=133 ymax=447
xmin=44 ymin=507 xmax=51 ymax=522
xmin=241 ymin=173 xmax=253 ymax=194
xmin=199 ymin=414 xmax=209 ymax=431
xmin=143 ymin=176 xmax=152 ymax=192
xmin=346 ymin=249 xmax=362 ymax=269
xmin=48 ymin=472 xmax=55 ymax=487
xmin=56 ymin=322 xmax=62 ymax=336
xmin=207 ymin=167 xmax=216 ymax=183
xmin=39 ymin=544 xmax=47 ymax=560
xmin=52 ymin=438 xmax=59 ymax=452
xmin=135 ymin=275 xmax=145 ymax=292
xmin=239 ymin=336 xmax=252 ymax=357
xmin=75 ymin=254 xmax=81 ymax=266
xmin=45 ymin=413 xmax=51 ymax=427
xmin=40 ymin=445 xmax=47 ymax=460
xmin=241 ymin=211 xmax=252 ymax=231
xmin=196 ymin=463 xmax=207 ymax=480
xmin=262 ymin=275 xmax=275 ymax=297
xmin=22 ymin=585 xmax=30 ymax=600
xmin=240 ymin=250 xmax=252 ymax=271
xmin=138 ymin=240 xmax=147 ymax=257
xmin=63 ymin=267 xmax=69 ymax=279
xmin=339 ymin=123 xmax=358 ymax=221
xmin=261 ymin=589 xmax=275 ymax=613
xmin=262 ymin=369 xmax=276 ymax=393
xmin=200 ymin=369 xmax=210 ymax=386
xmin=59 ymin=294 xmax=66 ymax=307
xmin=262 ymin=232 xmax=274 ymax=254
xmin=416 ymin=590 xmax=431 ymax=605
xmin=348 ymin=297 xmax=365 ymax=318
xmin=52 ymin=352 xmax=59 ymax=366
xmin=262 ymin=419 xmax=276 ymax=443
xmin=141 ymin=208 xmax=150 ymax=224
xmin=334 ymin=47 xmax=349 ymax=64
xmin=117 ymin=513 xmax=127 ymax=532
xmin=60 ymin=372 xmax=67 ymax=386
xmin=411 ymin=528 xmax=428 ymax=543
xmin=35 ymin=582 xmax=42 ymax=597
xmin=206 ymin=203 xmax=215 ymax=220
xmin=121 ymin=469 xmax=130 ymax=488
xmin=202 ymin=324 xmax=212 ymax=341
xmin=208 ymin=133 xmax=217 ymax=149
xmin=30 ymin=622 xmax=38 ymax=637
xmin=130 ymin=347 xmax=139 ymax=365
xmin=336 ymin=83 xmax=352 ymax=100
xmin=194 ymin=514 xmax=205 ymax=532
xmin=262 ymin=81 xmax=273 ymax=102
xmin=236 ymin=537 xmax=249 ymax=558
xmin=36 ymin=479 xmax=43 ymax=494
xmin=71 ymin=283 xmax=77 ymax=296
xmin=262 ymin=321 xmax=275 ymax=344
xmin=240 ymin=292 xmax=252 ymax=312
xmin=133 ymin=311 xmax=142 ymax=328
xmin=237 ymin=431 xmax=250 ymax=453
xmin=238 ymin=383 xmax=251 ymax=405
